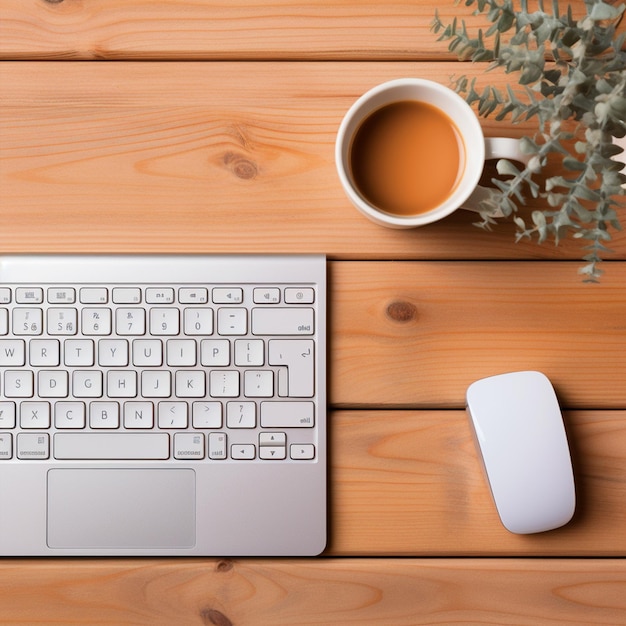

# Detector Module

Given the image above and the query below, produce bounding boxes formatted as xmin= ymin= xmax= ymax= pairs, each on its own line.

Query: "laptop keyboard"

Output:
xmin=0 ymin=255 xmax=325 ymax=465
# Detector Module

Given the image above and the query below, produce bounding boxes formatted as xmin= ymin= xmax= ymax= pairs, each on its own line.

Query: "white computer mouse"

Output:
xmin=466 ymin=371 xmax=576 ymax=534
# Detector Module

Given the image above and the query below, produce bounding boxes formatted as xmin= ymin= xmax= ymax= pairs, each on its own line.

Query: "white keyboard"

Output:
xmin=0 ymin=255 xmax=326 ymax=465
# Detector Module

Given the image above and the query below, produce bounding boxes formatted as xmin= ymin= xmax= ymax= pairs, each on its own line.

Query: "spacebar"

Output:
xmin=54 ymin=433 xmax=170 ymax=460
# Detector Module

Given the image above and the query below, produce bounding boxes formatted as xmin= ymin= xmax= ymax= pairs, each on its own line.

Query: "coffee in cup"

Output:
xmin=336 ymin=79 xmax=527 ymax=228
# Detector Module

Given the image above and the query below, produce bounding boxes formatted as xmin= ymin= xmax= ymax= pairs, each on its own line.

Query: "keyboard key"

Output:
xmin=166 ymin=339 xmax=196 ymax=366
xmin=17 ymin=433 xmax=49 ymax=459
xmin=244 ymin=370 xmax=273 ymax=397
xmin=192 ymin=401 xmax=222 ymax=428
xmin=64 ymin=339 xmax=94 ymax=366
xmin=47 ymin=288 xmax=76 ymax=304
xmin=231 ymin=444 xmax=255 ymax=460
xmin=260 ymin=446 xmax=286 ymax=460
xmin=72 ymin=371 xmax=103 ymax=398
xmin=38 ymin=370 xmax=69 ymax=398
xmin=176 ymin=370 xmax=206 ymax=398
xmin=12 ymin=308 xmax=43 ymax=335
xmin=252 ymin=308 xmax=314 ymax=336
xmin=47 ymin=308 xmax=78 ymax=335
xmin=200 ymin=339 xmax=230 ymax=366
xmin=183 ymin=308 xmax=213 ymax=335
xmin=30 ymin=339 xmax=60 ymax=366
xmin=268 ymin=339 xmax=314 ymax=397
xmin=98 ymin=339 xmax=129 ymax=366
xmin=132 ymin=339 xmax=162 ymax=366
xmin=253 ymin=288 xmax=280 ymax=304
xmin=53 ymin=433 xmax=169 ymax=460
xmin=146 ymin=288 xmax=175 ymax=304
xmin=0 ymin=339 xmax=25 ymax=366
xmin=174 ymin=432 xmax=204 ymax=459
xmin=20 ymin=401 xmax=50 ymax=429
xmin=107 ymin=370 xmax=137 ymax=398
xmin=4 ymin=370 xmax=34 ymax=398
xmin=112 ymin=288 xmax=141 ymax=304
xmin=158 ymin=401 xmax=187 ymax=428
xmin=89 ymin=402 xmax=120 ymax=429
xmin=116 ymin=308 xmax=146 ymax=335
xmin=217 ymin=308 xmax=247 ymax=335
xmin=0 ymin=402 xmax=16 ymax=428
xmin=234 ymin=339 xmax=264 ymax=366
xmin=141 ymin=371 xmax=171 ymax=398
xmin=178 ymin=288 xmax=208 ymax=304
xmin=213 ymin=288 xmax=243 ymax=304
xmin=209 ymin=370 xmax=239 ymax=397
xmin=0 ymin=288 xmax=11 ymax=304
xmin=123 ymin=402 xmax=153 ymax=428
xmin=0 ymin=433 xmax=11 ymax=459
xmin=290 ymin=444 xmax=316 ymax=460
xmin=284 ymin=288 xmax=315 ymax=304
xmin=55 ymin=402 xmax=86 ymax=429
xmin=150 ymin=308 xmax=179 ymax=335
xmin=82 ymin=308 xmax=112 ymax=335
xmin=260 ymin=401 xmax=315 ymax=428
xmin=208 ymin=432 xmax=227 ymax=459
xmin=226 ymin=401 xmax=256 ymax=428
xmin=15 ymin=288 xmax=43 ymax=304
xmin=80 ymin=287 xmax=108 ymax=304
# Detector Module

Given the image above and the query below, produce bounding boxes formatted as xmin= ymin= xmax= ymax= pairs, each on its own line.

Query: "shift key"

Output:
xmin=261 ymin=402 xmax=315 ymax=428
xmin=252 ymin=308 xmax=314 ymax=335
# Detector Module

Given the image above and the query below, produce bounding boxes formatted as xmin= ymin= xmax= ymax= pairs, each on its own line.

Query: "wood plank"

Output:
xmin=330 ymin=261 xmax=626 ymax=409
xmin=1 ymin=61 xmax=624 ymax=261
xmin=0 ymin=557 xmax=623 ymax=624
xmin=329 ymin=410 xmax=626 ymax=555
xmin=0 ymin=0 xmax=585 ymax=61
xmin=0 ymin=0 xmax=614 ymax=61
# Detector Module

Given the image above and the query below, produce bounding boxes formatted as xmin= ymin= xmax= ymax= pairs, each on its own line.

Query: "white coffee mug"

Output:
xmin=335 ymin=78 xmax=527 ymax=228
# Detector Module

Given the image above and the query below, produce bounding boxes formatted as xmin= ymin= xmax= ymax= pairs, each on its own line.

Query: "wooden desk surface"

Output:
xmin=1 ymin=1 xmax=625 ymax=623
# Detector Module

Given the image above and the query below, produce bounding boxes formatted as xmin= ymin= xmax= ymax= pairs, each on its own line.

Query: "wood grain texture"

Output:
xmin=0 ymin=557 xmax=623 ymax=625
xmin=330 ymin=261 xmax=626 ymax=409
xmin=0 ymin=0 xmax=536 ymax=61
xmin=330 ymin=410 xmax=626 ymax=555
xmin=1 ymin=61 xmax=624 ymax=260
xmin=0 ymin=0 xmax=618 ymax=61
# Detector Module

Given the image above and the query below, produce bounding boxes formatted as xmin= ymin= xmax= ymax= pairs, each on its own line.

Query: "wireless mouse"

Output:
xmin=466 ymin=371 xmax=576 ymax=534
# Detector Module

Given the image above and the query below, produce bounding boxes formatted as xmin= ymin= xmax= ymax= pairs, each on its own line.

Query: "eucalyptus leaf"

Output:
xmin=432 ymin=0 xmax=625 ymax=279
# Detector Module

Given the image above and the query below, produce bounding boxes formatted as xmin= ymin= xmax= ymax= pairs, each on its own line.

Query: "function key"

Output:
xmin=253 ymin=288 xmax=280 ymax=304
xmin=15 ymin=287 xmax=43 ymax=304
xmin=212 ymin=288 xmax=243 ymax=304
xmin=0 ymin=288 xmax=11 ymax=304
xmin=178 ymin=287 xmax=208 ymax=304
xmin=284 ymin=288 xmax=315 ymax=304
xmin=146 ymin=288 xmax=175 ymax=304
xmin=80 ymin=287 xmax=108 ymax=304
xmin=47 ymin=287 xmax=76 ymax=304
xmin=112 ymin=287 xmax=141 ymax=304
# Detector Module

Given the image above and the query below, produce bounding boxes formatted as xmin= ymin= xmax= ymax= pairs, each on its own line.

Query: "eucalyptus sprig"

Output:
xmin=432 ymin=0 xmax=626 ymax=280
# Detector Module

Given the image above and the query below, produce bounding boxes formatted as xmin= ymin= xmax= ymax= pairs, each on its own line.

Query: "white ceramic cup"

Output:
xmin=335 ymin=78 xmax=527 ymax=228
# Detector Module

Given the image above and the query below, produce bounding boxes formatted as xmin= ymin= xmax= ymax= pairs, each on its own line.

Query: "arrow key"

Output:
xmin=260 ymin=446 xmax=286 ymax=460
xmin=231 ymin=444 xmax=256 ymax=460
xmin=290 ymin=444 xmax=315 ymax=460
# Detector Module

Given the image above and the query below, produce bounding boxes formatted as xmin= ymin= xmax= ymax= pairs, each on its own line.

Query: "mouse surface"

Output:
xmin=466 ymin=371 xmax=575 ymax=534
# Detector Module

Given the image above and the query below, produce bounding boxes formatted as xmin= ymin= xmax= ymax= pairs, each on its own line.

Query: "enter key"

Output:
xmin=268 ymin=339 xmax=315 ymax=397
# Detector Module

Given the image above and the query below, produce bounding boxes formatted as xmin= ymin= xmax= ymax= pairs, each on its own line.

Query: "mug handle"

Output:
xmin=462 ymin=137 xmax=529 ymax=217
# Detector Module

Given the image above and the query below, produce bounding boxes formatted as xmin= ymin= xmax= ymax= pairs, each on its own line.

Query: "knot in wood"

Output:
xmin=200 ymin=608 xmax=233 ymax=626
xmin=223 ymin=152 xmax=258 ymax=180
xmin=386 ymin=300 xmax=417 ymax=323
xmin=215 ymin=559 xmax=234 ymax=573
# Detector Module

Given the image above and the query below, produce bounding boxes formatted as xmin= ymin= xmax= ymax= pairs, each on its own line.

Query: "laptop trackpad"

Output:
xmin=47 ymin=469 xmax=196 ymax=549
